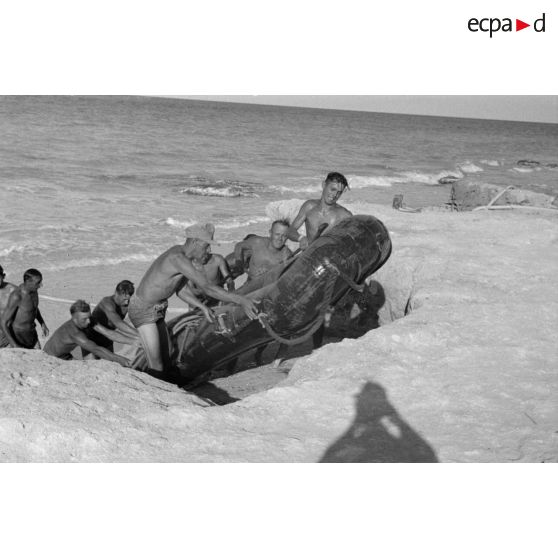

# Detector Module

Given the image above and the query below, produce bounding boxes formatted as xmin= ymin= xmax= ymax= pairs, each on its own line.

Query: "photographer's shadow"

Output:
xmin=320 ymin=381 xmax=438 ymax=462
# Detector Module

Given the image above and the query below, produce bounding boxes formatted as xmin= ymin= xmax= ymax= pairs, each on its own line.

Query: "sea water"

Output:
xmin=1 ymin=95 xmax=557 ymax=306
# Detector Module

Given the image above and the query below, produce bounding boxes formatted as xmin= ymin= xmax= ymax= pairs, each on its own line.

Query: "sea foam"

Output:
xmin=165 ymin=217 xmax=196 ymax=229
xmin=217 ymin=216 xmax=269 ymax=230
xmin=180 ymin=186 xmax=255 ymax=198
xmin=458 ymin=162 xmax=484 ymax=173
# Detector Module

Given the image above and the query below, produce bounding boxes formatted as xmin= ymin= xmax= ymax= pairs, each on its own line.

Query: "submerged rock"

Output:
xmin=438 ymin=175 xmax=460 ymax=185
xmin=517 ymin=159 xmax=540 ymax=167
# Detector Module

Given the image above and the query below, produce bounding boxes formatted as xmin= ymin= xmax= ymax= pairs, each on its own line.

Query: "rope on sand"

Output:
xmin=39 ymin=294 xmax=188 ymax=313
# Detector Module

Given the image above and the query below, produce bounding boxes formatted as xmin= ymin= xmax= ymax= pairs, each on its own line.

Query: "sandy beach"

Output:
xmin=1 ymin=202 xmax=556 ymax=462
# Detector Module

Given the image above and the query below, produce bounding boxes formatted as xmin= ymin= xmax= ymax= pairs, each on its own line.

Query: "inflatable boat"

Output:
xmin=157 ymin=214 xmax=392 ymax=382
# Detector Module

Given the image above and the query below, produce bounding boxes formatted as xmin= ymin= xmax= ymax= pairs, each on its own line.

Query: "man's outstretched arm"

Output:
xmin=176 ymin=284 xmax=214 ymax=322
xmin=172 ymin=254 xmax=259 ymax=319
xmin=100 ymin=301 xmax=138 ymax=338
xmin=73 ymin=330 xmax=130 ymax=367
xmin=92 ymin=323 xmax=139 ymax=346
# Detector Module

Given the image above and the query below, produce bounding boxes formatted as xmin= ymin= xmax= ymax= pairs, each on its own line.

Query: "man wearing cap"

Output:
xmin=287 ymin=171 xmax=352 ymax=250
xmin=128 ymin=223 xmax=259 ymax=376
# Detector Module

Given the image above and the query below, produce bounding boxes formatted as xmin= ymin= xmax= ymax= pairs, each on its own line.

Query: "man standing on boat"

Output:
xmin=288 ymin=171 xmax=352 ymax=250
xmin=128 ymin=223 xmax=259 ymax=379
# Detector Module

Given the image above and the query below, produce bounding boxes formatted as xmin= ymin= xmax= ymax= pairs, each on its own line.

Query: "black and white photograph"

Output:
xmin=1 ymin=94 xmax=556 ymax=464
xmin=1 ymin=1 xmax=556 ymax=556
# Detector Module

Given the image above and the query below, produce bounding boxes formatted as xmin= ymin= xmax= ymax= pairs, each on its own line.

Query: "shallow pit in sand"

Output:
xmin=190 ymin=272 xmax=415 ymax=404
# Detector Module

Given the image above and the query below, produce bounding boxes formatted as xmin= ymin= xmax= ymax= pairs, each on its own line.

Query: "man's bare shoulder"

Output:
xmin=301 ymin=199 xmax=321 ymax=212
xmin=0 ymin=282 xmax=16 ymax=292
xmin=99 ymin=296 xmax=115 ymax=309
xmin=242 ymin=235 xmax=266 ymax=248
xmin=0 ymin=283 xmax=17 ymax=302
xmin=336 ymin=204 xmax=353 ymax=217
xmin=52 ymin=319 xmax=77 ymax=340
xmin=160 ymin=245 xmax=189 ymax=265
xmin=211 ymin=253 xmax=226 ymax=264
xmin=8 ymin=287 xmax=23 ymax=302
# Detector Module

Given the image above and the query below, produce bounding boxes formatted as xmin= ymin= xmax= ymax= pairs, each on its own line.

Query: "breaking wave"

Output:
xmin=217 ymin=216 xmax=270 ymax=229
xmin=458 ymin=162 xmax=484 ymax=173
xmin=0 ymin=245 xmax=27 ymax=258
xmin=181 ymin=186 xmax=252 ymax=198
xmin=165 ymin=217 xmax=196 ymax=230
xmin=179 ymin=176 xmax=263 ymax=198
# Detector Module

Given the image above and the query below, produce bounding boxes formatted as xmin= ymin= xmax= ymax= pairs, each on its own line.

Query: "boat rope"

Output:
xmin=256 ymin=260 xmax=364 ymax=346
xmin=256 ymin=273 xmax=336 ymax=346
xmin=322 ymin=258 xmax=365 ymax=292
xmin=39 ymin=294 xmax=188 ymax=313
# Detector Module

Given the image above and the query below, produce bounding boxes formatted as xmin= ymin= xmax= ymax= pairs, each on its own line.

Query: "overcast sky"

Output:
xmin=171 ymin=96 xmax=558 ymax=124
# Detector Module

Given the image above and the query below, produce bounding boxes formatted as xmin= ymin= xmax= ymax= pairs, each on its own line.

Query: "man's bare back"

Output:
xmin=43 ymin=319 xmax=86 ymax=360
xmin=136 ymin=246 xmax=193 ymax=304
xmin=44 ymin=300 xmax=130 ymax=366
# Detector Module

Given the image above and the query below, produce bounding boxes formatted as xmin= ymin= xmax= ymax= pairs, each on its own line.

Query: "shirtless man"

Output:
xmin=233 ymin=220 xmax=293 ymax=284
xmin=44 ymin=299 xmax=130 ymax=366
xmin=90 ymin=279 xmax=139 ymax=352
xmin=0 ymin=265 xmax=17 ymax=349
xmin=227 ymin=220 xmax=293 ymax=370
xmin=181 ymin=253 xmax=235 ymax=309
xmin=288 ymin=172 xmax=352 ymax=249
xmin=128 ymin=223 xmax=259 ymax=375
xmin=284 ymin=172 xmax=353 ymax=357
xmin=0 ymin=268 xmax=48 ymax=349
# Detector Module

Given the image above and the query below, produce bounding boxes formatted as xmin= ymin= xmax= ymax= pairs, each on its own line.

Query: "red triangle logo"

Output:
xmin=516 ymin=19 xmax=530 ymax=31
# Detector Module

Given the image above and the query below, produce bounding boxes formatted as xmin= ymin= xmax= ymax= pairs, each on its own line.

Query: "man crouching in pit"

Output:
xmin=128 ymin=223 xmax=259 ymax=380
xmin=44 ymin=300 xmax=131 ymax=366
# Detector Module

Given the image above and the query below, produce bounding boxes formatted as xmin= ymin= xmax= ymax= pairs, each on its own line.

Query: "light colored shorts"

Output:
xmin=128 ymin=294 xmax=168 ymax=328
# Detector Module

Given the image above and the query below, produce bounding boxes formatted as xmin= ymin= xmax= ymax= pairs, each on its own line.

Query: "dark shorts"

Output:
xmin=13 ymin=327 xmax=39 ymax=349
xmin=128 ymin=294 xmax=168 ymax=328
xmin=88 ymin=329 xmax=114 ymax=352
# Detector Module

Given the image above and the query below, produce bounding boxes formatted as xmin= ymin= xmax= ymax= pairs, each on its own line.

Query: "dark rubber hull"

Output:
xmin=168 ymin=215 xmax=392 ymax=378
